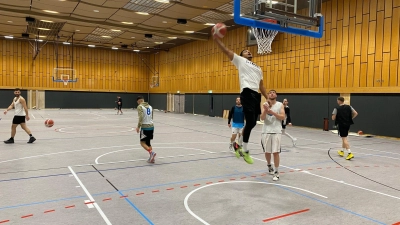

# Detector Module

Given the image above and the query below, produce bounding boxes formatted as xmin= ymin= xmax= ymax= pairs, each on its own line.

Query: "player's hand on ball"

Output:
xmin=136 ymin=127 xmax=139 ymax=133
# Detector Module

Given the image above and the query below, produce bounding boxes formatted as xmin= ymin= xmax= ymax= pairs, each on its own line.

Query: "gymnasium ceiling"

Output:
xmin=0 ymin=0 xmax=314 ymax=53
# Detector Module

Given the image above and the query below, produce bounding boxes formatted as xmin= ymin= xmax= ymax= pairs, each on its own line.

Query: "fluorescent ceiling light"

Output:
xmin=154 ymin=42 xmax=163 ymax=44
xmin=204 ymin=23 xmax=215 ymax=26
xmin=162 ymin=21 xmax=168 ymax=23
xmin=112 ymin=47 xmax=118 ymax=50
xmin=168 ymin=37 xmax=177 ymax=39
xmin=75 ymin=30 xmax=80 ymax=32
xmin=155 ymin=0 xmax=169 ymax=3
xmin=41 ymin=20 xmax=54 ymax=23
xmin=88 ymin=45 xmax=95 ymax=47
xmin=111 ymin=29 xmax=121 ymax=32
xmin=93 ymin=10 xmax=99 ymax=12
xmin=4 ymin=36 xmax=13 ymax=39
xmin=39 ymin=35 xmax=46 ymax=38
xmin=122 ymin=22 xmax=134 ymax=24
xmin=133 ymin=49 xmax=140 ymax=52
xmin=102 ymin=36 xmax=112 ymax=38
xmin=136 ymin=12 xmax=149 ymax=15
xmin=7 ymin=21 xmax=12 ymax=23
xmin=38 ymin=28 xmax=50 ymax=30
xmin=43 ymin=10 xmax=59 ymax=14
xmin=131 ymin=37 xmax=135 ymax=38
xmin=63 ymin=42 xmax=70 ymax=45
xmin=185 ymin=31 xmax=194 ymax=33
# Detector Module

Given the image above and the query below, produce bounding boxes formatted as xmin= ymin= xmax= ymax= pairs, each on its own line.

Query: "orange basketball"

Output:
xmin=45 ymin=119 xmax=54 ymax=128
xmin=211 ymin=23 xmax=227 ymax=38
xmin=357 ymin=130 xmax=364 ymax=135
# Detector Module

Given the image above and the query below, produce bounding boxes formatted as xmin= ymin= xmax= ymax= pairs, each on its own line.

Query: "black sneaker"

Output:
xmin=27 ymin=136 xmax=36 ymax=144
xmin=4 ymin=138 xmax=14 ymax=144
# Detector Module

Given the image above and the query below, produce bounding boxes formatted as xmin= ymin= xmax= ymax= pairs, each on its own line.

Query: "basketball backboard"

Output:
xmin=52 ymin=68 xmax=78 ymax=85
xmin=235 ymin=0 xmax=324 ymax=38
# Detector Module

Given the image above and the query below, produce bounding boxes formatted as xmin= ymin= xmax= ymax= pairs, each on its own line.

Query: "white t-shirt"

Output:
xmin=13 ymin=97 xmax=26 ymax=116
xmin=231 ymin=53 xmax=263 ymax=92
xmin=262 ymin=101 xmax=283 ymax=134
xmin=140 ymin=105 xmax=153 ymax=125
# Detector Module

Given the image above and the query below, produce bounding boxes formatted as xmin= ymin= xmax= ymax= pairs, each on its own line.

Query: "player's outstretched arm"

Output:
xmin=213 ymin=37 xmax=234 ymax=61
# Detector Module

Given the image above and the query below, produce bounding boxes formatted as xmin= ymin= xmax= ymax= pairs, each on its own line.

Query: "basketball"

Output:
xmin=45 ymin=119 xmax=54 ymax=128
xmin=211 ymin=23 xmax=227 ymax=38
xmin=357 ymin=130 xmax=364 ymax=135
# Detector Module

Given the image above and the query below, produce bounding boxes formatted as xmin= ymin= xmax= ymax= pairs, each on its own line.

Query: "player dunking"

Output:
xmin=3 ymin=88 xmax=36 ymax=144
xmin=136 ymin=96 xmax=156 ymax=163
xmin=228 ymin=97 xmax=245 ymax=151
xmin=214 ymin=37 xmax=268 ymax=164
xmin=261 ymin=90 xmax=285 ymax=181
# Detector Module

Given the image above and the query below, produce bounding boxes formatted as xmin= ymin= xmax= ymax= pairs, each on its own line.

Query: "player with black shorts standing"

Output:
xmin=135 ymin=96 xmax=156 ymax=163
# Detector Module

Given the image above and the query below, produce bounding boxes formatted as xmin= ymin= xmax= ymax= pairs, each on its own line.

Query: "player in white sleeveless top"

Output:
xmin=260 ymin=90 xmax=285 ymax=181
xmin=135 ymin=96 xmax=156 ymax=163
xmin=3 ymin=88 xmax=36 ymax=144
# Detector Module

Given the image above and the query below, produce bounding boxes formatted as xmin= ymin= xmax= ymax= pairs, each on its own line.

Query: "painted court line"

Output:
xmin=68 ymin=166 xmax=112 ymax=225
xmin=262 ymin=208 xmax=310 ymax=222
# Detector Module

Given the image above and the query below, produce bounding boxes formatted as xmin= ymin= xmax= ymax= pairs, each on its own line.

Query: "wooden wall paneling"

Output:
xmin=341 ymin=58 xmax=347 ymax=87
xmin=390 ymin=60 xmax=398 ymax=87
xmin=343 ymin=0 xmax=349 ymax=26
xmin=390 ymin=8 xmax=399 ymax=60
xmin=363 ymin=0 xmax=370 ymax=15
xmin=383 ymin=18 xmax=392 ymax=53
xmin=369 ymin=0 xmax=377 ymax=21
xmin=367 ymin=20 xmax=376 ymax=55
xmin=377 ymin=0 xmax=385 ymax=11
xmin=375 ymin=11 xmax=384 ymax=62
xmin=356 ymin=0 xmax=363 ymax=24
xmin=374 ymin=61 xmax=382 ymax=87
xmin=335 ymin=65 xmax=341 ymax=87
xmin=367 ymin=55 xmax=375 ymax=87
xmin=348 ymin=18 xmax=355 ymax=64
xmin=382 ymin=53 xmax=390 ymax=87
xmin=385 ymin=0 xmax=393 ymax=18
xmin=360 ymin=62 xmax=367 ymax=87
xmin=347 ymin=63 xmax=354 ymax=88
xmin=361 ymin=14 xmax=369 ymax=63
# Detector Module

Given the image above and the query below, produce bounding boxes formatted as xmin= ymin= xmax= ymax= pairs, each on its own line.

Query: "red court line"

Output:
xmin=84 ymin=201 xmax=95 ymax=205
xmin=44 ymin=209 xmax=55 ymax=213
xmin=65 ymin=205 xmax=75 ymax=209
xmin=230 ymin=178 xmax=236 ymax=180
xmin=136 ymin=193 xmax=144 ymax=196
xmin=152 ymin=190 xmax=160 ymax=192
xmin=392 ymin=222 xmax=400 ymax=225
xmin=0 ymin=220 xmax=10 ymax=224
xmin=194 ymin=184 xmax=201 ymax=186
xmin=218 ymin=180 xmax=224 ymax=182
xmin=240 ymin=177 xmax=246 ymax=179
xmin=120 ymin=195 xmax=128 ymax=198
xmin=166 ymin=188 xmax=174 ymax=191
xmin=262 ymin=209 xmax=310 ymax=222
xmin=206 ymin=182 xmax=213 ymax=184
xmin=103 ymin=198 xmax=112 ymax=201
xmin=21 ymin=214 xmax=33 ymax=219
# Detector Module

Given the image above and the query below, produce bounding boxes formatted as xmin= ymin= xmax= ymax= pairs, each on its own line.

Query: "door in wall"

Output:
xmin=174 ymin=94 xmax=185 ymax=113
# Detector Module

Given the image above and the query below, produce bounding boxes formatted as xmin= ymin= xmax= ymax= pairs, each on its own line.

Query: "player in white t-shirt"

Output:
xmin=213 ymin=37 xmax=269 ymax=164
xmin=3 ymin=88 xmax=36 ymax=144
xmin=135 ymin=96 xmax=156 ymax=163
xmin=260 ymin=90 xmax=285 ymax=181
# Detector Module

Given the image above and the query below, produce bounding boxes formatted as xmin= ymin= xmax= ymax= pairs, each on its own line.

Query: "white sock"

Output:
xmin=284 ymin=131 xmax=295 ymax=141
xmin=238 ymin=136 xmax=243 ymax=146
xmin=347 ymin=149 xmax=351 ymax=153
xmin=342 ymin=148 xmax=346 ymax=152
xmin=243 ymin=142 xmax=248 ymax=152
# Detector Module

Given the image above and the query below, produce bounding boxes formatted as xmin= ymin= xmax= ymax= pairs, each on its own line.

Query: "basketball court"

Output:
xmin=0 ymin=109 xmax=399 ymax=225
xmin=1 ymin=0 xmax=399 ymax=224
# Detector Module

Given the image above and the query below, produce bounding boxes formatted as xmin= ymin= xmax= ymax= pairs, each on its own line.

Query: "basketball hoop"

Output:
xmin=63 ymin=78 xmax=69 ymax=86
xmin=251 ymin=18 xmax=279 ymax=55
xmin=150 ymin=83 xmax=154 ymax=88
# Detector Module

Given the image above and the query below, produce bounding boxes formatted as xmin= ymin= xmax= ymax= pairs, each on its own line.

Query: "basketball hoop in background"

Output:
xmin=150 ymin=83 xmax=154 ymax=89
xmin=251 ymin=18 xmax=278 ymax=55
xmin=61 ymin=74 xmax=69 ymax=86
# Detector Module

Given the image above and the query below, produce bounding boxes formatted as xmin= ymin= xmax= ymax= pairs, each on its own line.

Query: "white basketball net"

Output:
xmin=251 ymin=27 xmax=278 ymax=55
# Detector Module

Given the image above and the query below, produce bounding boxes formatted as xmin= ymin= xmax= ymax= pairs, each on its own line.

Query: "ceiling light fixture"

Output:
xmin=133 ymin=49 xmax=140 ymax=52
xmin=205 ymin=23 xmax=215 ymax=26
xmin=162 ymin=21 xmax=168 ymax=23
xmin=37 ymin=40 xmax=44 ymax=42
xmin=43 ymin=10 xmax=59 ymax=14
xmin=154 ymin=42 xmax=163 ymax=44
xmin=63 ymin=42 xmax=70 ymax=45
xmin=155 ymin=0 xmax=169 ymax=3
xmin=7 ymin=21 xmax=12 ymax=23
xmin=168 ymin=37 xmax=177 ymax=39
xmin=122 ymin=22 xmax=134 ymax=24
xmin=112 ymin=47 xmax=118 ymax=50
xmin=185 ymin=31 xmax=194 ymax=33
xmin=39 ymin=35 xmax=46 ymax=38
xmin=75 ymin=30 xmax=80 ymax=32
xmin=101 ymin=36 xmax=112 ymax=38
xmin=41 ymin=20 xmax=54 ymax=23
xmin=4 ymin=36 xmax=13 ymax=39
xmin=131 ymin=37 xmax=135 ymax=38
xmin=136 ymin=12 xmax=149 ymax=15
xmin=93 ymin=10 xmax=99 ymax=12
xmin=111 ymin=29 xmax=121 ymax=32
xmin=88 ymin=45 xmax=95 ymax=47
xmin=38 ymin=28 xmax=51 ymax=30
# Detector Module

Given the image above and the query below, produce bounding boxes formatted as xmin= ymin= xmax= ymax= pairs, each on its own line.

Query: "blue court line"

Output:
xmin=217 ymin=162 xmax=386 ymax=224
xmin=118 ymin=190 xmax=154 ymax=225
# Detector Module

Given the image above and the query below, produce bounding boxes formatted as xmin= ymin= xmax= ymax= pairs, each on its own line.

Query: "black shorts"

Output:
xmin=140 ymin=129 xmax=154 ymax=142
xmin=240 ymin=88 xmax=261 ymax=115
xmin=13 ymin=116 xmax=26 ymax=124
xmin=338 ymin=124 xmax=350 ymax=137
xmin=117 ymin=105 xmax=122 ymax=110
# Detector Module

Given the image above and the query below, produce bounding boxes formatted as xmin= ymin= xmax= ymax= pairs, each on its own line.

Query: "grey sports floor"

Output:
xmin=0 ymin=109 xmax=399 ymax=225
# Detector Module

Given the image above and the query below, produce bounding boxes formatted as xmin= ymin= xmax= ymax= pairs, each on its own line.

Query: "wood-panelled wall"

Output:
xmin=0 ymin=40 xmax=149 ymax=93
xmin=151 ymin=0 xmax=400 ymax=94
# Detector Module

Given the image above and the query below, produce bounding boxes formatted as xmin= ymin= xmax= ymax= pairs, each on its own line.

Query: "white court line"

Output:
xmin=0 ymin=142 xmax=227 ymax=165
xmin=30 ymin=113 xmax=35 ymax=119
xmin=251 ymin=157 xmax=400 ymax=200
xmin=184 ymin=181 xmax=327 ymax=225
xmin=68 ymin=166 xmax=112 ymax=225
xmin=94 ymin=147 xmax=215 ymax=164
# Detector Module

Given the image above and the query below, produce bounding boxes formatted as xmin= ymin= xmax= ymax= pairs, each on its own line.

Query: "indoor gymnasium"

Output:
xmin=0 ymin=0 xmax=399 ymax=224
